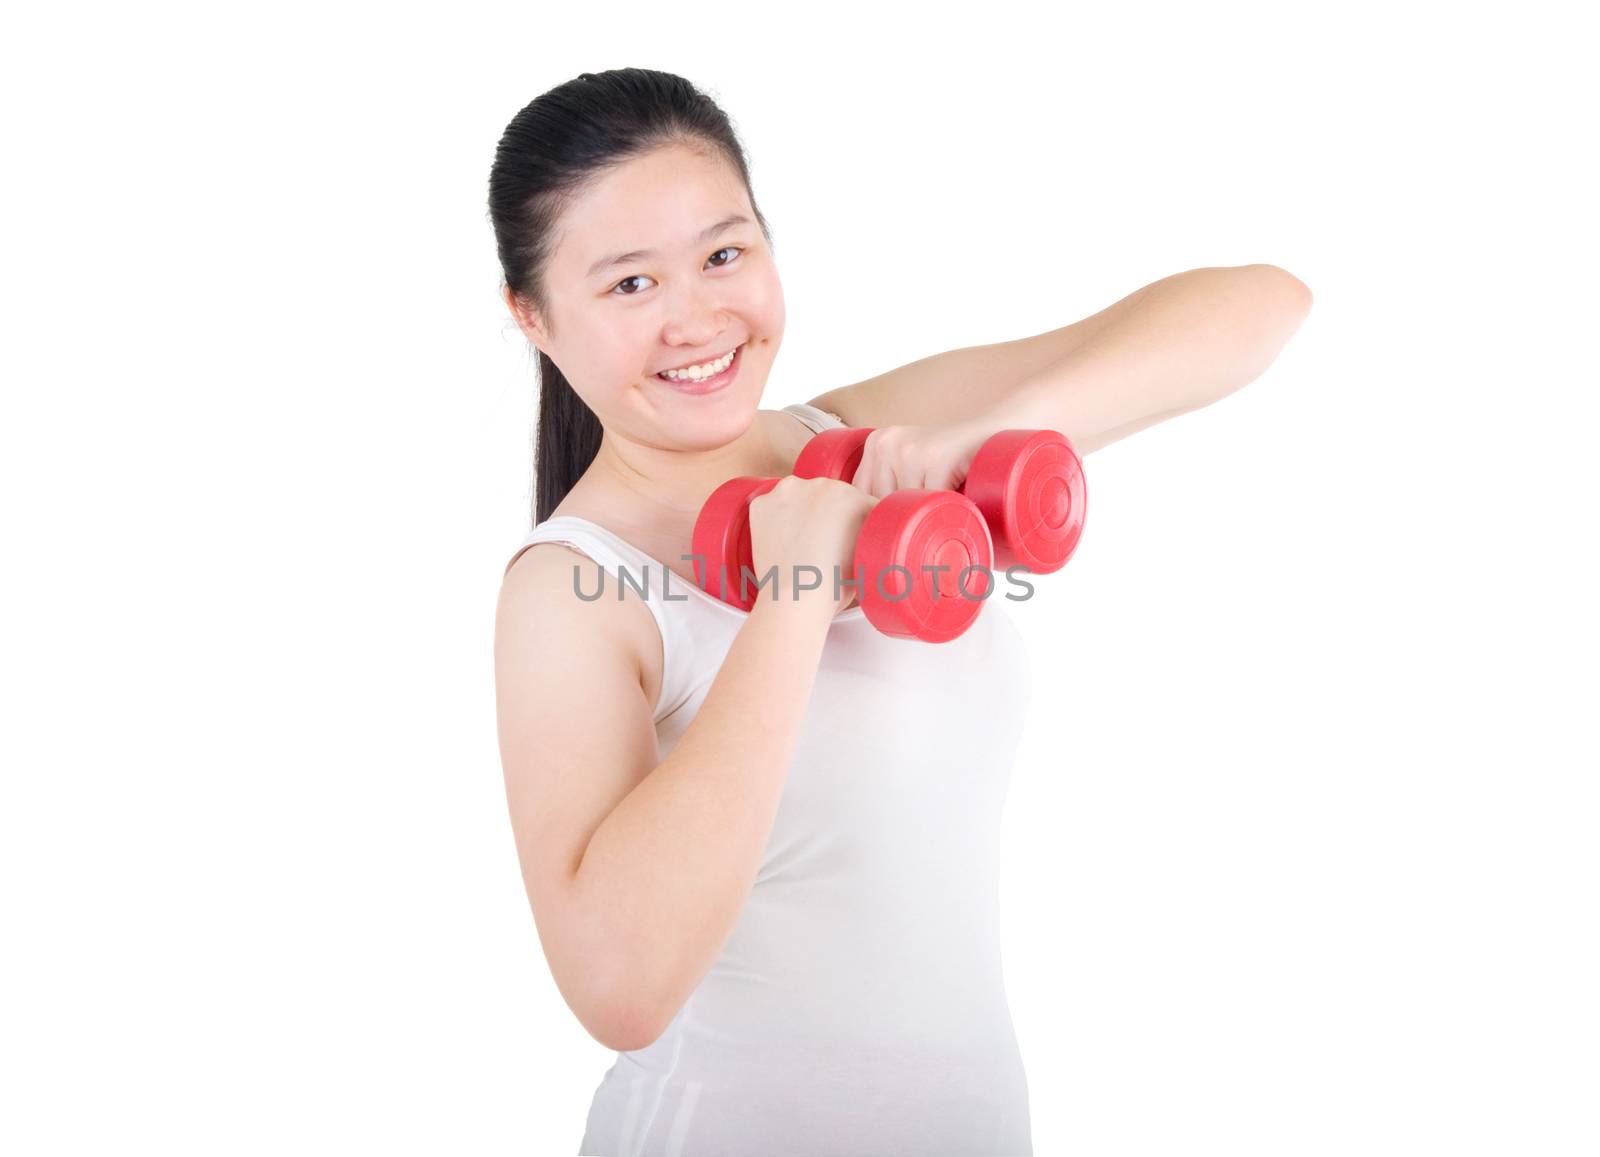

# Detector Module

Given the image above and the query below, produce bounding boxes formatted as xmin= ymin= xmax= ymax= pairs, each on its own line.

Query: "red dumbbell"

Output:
xmin=692 ymin=464 xmax=995 ymax=644
xmin=793 ymin=427 xmax=1087 ymax=575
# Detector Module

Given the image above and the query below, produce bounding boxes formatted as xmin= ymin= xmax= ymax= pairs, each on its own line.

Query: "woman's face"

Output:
xmin=508 ymin=143 xmax=786 ymax=453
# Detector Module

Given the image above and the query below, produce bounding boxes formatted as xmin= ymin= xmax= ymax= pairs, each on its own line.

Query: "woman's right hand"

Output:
xmin=747 ymin=476 xmax=876 ymax=616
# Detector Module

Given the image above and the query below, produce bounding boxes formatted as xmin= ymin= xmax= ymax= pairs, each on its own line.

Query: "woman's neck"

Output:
xmin=557 ymin=409 xmax=804 ymax=533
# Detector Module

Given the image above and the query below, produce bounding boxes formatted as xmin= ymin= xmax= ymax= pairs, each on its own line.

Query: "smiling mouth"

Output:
xmin=653 ymin=342 xmax=745 ymax=392
xmin=654 ymin=342 xmax=743 ymax=380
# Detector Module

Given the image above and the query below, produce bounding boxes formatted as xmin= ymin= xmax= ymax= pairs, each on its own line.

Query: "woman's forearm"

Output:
xmin=998 ymin=264 xmax=1313 ymax=454
xmin=569 ymin=596 xmax=836 ymax=1048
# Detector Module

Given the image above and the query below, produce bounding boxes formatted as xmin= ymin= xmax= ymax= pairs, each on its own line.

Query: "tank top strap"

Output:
xmin=781 ymin=401 xmax=850 ymax=435
xmin=504 ymin=516 xmax=704 ymax=724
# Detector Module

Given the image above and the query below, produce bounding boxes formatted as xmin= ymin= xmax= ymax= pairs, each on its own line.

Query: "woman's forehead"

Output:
xmin=557 ymin=150 xmax=748 ymax=265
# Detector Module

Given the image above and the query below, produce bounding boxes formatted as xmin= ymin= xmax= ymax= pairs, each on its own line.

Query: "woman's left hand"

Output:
xmin=844 ymin=419 xmax=995 ymax=500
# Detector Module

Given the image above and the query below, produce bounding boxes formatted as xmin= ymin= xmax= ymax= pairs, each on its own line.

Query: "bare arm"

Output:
xmin=571 ymin=596 xmax=835 ymax=1046
xmin=495 ymin=546 xmax=835 ymax=1052
xmin=809 ymin=264 xmax=1313 ymax=454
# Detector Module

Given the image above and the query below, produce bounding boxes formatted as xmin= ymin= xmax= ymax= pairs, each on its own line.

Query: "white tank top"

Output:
xmin=508 ymin=402 xmax=1035 ymax=1156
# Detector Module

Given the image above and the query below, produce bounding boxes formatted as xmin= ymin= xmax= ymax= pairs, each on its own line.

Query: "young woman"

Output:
xmin=489 ymin=68 xmax=1311 ymax=1157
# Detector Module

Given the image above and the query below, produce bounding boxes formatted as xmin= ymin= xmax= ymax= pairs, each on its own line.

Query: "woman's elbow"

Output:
xmin=1250 ymin=263 xmax=1314 ymax=316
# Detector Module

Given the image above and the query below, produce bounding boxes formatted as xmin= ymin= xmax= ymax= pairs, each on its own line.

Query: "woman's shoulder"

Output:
xmin=499 ymin=529 xmax=665 ymax=717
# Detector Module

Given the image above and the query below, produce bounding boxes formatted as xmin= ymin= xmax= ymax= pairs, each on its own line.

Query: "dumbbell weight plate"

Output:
xmin=692 ymin=476 xmax=780 ymax=609
xmin=856 ymin=490 xmax=994 ymax=643
xmin=963 ymin=429 xmax=1087 ymax=574
xmin=792 ymin=427 xmax=872 ymax=483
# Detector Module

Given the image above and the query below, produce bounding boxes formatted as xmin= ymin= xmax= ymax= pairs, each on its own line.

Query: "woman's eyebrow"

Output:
xmin=586 ymin=214 xmax=752 ymax=278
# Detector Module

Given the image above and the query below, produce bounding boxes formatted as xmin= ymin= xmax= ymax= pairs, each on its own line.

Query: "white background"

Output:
xmin=4 ymin=2 xmax=1596 ymax=1154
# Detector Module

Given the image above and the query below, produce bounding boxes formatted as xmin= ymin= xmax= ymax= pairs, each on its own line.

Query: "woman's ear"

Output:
xmin=503 ymin=287 xmax=550 ymax=355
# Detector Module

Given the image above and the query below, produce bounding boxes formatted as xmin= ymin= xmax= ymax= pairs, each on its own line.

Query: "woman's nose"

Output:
xmin=665 ymin=282 xmax=728 ymax=340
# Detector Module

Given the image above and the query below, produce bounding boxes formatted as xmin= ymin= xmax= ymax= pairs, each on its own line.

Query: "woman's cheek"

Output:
xmin=748 ymin=267 xmax=786 ymax=343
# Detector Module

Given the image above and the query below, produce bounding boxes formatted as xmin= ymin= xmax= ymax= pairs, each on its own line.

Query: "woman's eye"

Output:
xmin=610 ymin=246 xmax=745 ymax=296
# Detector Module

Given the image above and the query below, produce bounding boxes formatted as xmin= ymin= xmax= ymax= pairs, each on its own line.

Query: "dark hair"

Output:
xmin=487 ymin=69 xmax=775 ymax=524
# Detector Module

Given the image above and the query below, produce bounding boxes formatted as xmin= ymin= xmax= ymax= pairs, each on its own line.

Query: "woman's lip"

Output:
xmin=655 ymin=342 xmax=743 ymax=395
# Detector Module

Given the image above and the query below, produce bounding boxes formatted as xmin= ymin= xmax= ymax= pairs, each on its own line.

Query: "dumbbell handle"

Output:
xmin=691 ymin=468 xmax=993 ymax=642
xmin=793 ymin=426 xmax=1086 ymax=575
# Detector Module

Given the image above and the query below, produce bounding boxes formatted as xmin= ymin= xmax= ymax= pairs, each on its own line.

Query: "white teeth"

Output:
xmin=658 ymin=345 xmax=738 ymax=381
